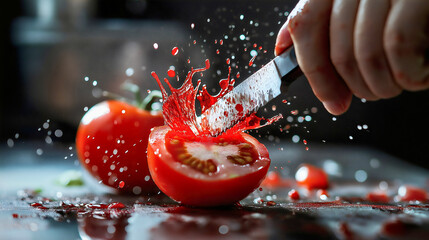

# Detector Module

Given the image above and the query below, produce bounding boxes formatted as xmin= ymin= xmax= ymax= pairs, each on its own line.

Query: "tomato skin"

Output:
xmin=76 ymin=100 xmax=164 ymax=194
xmin=147 ymin=126 xmax=270 ymax=207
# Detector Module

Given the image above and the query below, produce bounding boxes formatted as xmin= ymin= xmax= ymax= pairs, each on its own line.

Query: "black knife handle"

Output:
xmin=273 ymin=45 xmax=302 ymax=92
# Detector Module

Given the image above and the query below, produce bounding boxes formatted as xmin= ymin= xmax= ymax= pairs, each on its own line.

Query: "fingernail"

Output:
xmin=322 ymin=101 xmax=346 ymax=116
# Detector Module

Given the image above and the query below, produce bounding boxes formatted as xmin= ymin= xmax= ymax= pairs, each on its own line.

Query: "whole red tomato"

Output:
xmin=147 ymin=126 xmax=270 ymax=207
xmin=76 ymin=100 xmax=164 ymax=194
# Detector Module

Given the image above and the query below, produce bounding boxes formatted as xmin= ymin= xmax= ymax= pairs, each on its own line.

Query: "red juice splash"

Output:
xmin=152 ymin=60 xmax=282 ymax=137
xmin=151 ymin=60 xmax=209 ymax=136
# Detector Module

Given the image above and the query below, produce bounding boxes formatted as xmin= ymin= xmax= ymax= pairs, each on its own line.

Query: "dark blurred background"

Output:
xmin=1 ymin=0 xmax=428 ymax=168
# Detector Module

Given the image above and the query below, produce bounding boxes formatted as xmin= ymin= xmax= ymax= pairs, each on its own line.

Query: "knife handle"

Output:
xmin=273 ymin=45 xmax=302 ymax=92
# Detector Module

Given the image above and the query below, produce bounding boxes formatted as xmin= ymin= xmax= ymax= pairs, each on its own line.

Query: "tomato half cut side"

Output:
xmin=147 ymin=126 xmax=270 ymax=207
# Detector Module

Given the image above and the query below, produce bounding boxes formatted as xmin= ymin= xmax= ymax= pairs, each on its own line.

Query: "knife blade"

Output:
xmin=200 ymin=46 xmax=302 ymax=136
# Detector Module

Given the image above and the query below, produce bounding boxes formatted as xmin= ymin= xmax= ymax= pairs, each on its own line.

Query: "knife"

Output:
xmin=200 ymin=46 xmax=302 ymax=136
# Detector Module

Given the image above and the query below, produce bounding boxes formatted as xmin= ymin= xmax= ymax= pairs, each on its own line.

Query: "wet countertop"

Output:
xmin=1 ymin=142 xmax=429 ymax=240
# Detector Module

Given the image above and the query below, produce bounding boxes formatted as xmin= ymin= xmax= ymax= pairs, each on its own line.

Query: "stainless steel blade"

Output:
xmin=200 ymin=46 xmax=300 ymax=136
xmin=200 ymin=61 xmax=281 ymax=136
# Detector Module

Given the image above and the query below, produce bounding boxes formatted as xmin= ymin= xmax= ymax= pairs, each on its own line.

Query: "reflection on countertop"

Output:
xmin=1 ymin=142 xmax=429 ymax=239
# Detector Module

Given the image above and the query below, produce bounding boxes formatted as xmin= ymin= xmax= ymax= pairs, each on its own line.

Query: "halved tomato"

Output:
xmin=147 ymin=126 xmax=270 ymax=207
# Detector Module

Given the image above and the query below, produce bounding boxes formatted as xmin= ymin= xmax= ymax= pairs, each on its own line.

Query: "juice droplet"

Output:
xmin=167 ymin=69 xmax=176 ymax=78
xmin=214 ymin=39 xmax=218 ymax=44
xmin=226 ymin=58 xmax=230 ymax=65
xmin=249 ymin=55 xmax=257 ymax=66
xmin=236 ymin=72 xmax=240 ymax=78
xmin=253 ymin=43 xmax=257 ymax=48
xmin=258 ymin=46 xmax=263 ymax=50
xmin=219 ymin=39 xmax=223 ymax=45
xmin=119 ymin=181 xmax=125 ymax=188
xmin=171 ymin=47 xmax=179 ymax=56
xmin=193 ymin=40 xmax=197 ymax=44
xmin=187 ymin=59 xmax=191 ymax=64
xmin=282 ymin=99 xmax=287 ymax=103
xmin=216 ymin=49 xmax=220 ymax=54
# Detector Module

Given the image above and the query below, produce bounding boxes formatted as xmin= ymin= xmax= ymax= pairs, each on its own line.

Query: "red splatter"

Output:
xmin=235 ymin=104 xmax=243 ymax=113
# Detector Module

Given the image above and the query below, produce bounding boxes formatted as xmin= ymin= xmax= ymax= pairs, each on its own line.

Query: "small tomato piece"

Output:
xmin=367 ymin=191 xmax=390 ymax=203
xmin=147 ymin=126 xmax=270 ymax=207
xmin=295 ymin=164 xmax=329 ymax=190
xmin=397 ymin=185 xmax=427 ymax=202
xmin=288 ymin=189 xmax=300 ymax=200
xmin=76 ymin=100 xmax=164 ymax=194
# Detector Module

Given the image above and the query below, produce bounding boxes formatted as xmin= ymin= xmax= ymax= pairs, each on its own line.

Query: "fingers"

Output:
xmin=275 ymin=21 xmax=293 ymax=56
xmin=277 ymin=0 xmax=429 ymax=115
xmin=275 ymin=0 xmax=307 ymax=56
xmin=354 ymin=0 xmax=402 ymax=99
xmin=330 ymin=0 xmax=378 ymax=101
xmin=288 ymin=0 xmax=352 ymax=115
xmin=384 ymin=0 xmax=429 ymax=91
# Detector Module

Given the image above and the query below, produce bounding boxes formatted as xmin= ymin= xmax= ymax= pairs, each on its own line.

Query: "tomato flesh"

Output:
xmin=76 ymin=100 xmax=164 ymax=194
xmin=147 ymin=126 xmax=270 ymax=207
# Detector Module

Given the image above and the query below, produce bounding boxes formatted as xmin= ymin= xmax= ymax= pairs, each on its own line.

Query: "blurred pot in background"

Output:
xmin=12 ymin=0 xmax=203 ymax=126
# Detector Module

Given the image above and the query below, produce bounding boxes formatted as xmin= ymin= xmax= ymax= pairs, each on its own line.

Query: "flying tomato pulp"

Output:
xmin=147 ymin=59 xmax=280 ymax=206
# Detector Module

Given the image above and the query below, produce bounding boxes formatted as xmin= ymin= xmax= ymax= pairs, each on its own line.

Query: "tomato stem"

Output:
xmin=140 ymin=90 xmax=163 ymax=111
xmin=121 ymin=81 xmax=162 ymax=111
xmin=121 ymin=82 xmax=143 ymax=105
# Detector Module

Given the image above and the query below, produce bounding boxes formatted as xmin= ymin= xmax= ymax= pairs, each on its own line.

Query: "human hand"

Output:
xmin=275 ymin=0 xmax=429 ymax=115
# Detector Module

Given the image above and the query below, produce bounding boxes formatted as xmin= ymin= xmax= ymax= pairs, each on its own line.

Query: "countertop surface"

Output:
xmin=1 ymin=142 xmax=429 ymax=240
